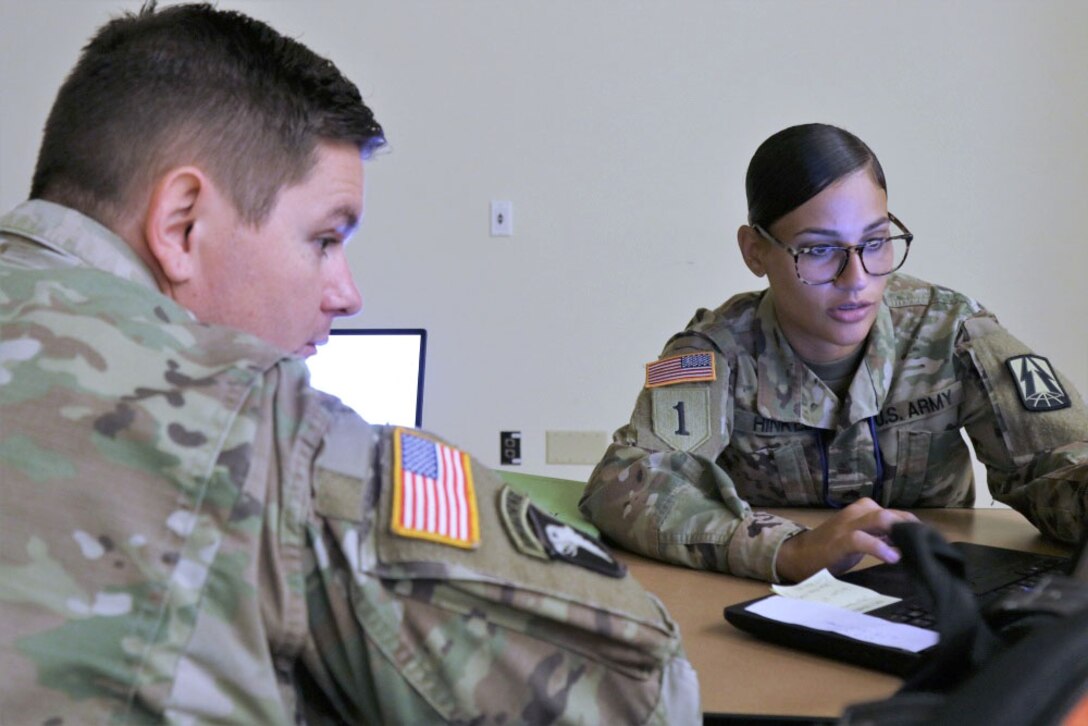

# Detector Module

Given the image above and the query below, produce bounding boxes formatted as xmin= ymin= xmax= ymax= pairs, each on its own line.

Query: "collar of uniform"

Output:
xmin=839 ymin=301 xmax=895 ymax=425
xmin=753 ymin=289 xmax=895 ymax=429
xmin=754 ymin=290 xmax=838 ymax=428
xmin=0 ymin=200 xmax=161 ymax=292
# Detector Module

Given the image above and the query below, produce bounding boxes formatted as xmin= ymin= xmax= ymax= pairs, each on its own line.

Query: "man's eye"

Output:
xmin=318 ymin=237 xmax=338 ymax=251
xmin=863 ymin=238 xmax=889 ymax=251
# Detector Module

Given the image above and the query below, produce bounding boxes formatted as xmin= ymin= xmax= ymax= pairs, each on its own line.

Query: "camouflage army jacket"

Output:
xmin=0 ymin=201 xmax=699 ymax=724
xmin=581 ymin=275 xmax=1088 ymax=582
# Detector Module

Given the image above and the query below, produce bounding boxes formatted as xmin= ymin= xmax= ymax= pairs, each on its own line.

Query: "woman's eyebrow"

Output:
xmin=795 ymin=218 xmax=890 ymax=239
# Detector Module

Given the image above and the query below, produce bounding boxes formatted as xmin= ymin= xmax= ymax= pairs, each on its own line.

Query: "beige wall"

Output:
xmin=3 ymin=1 xmax=1086 ymax=497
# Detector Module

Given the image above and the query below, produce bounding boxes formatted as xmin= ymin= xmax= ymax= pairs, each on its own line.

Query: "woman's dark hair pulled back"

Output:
xmin=745 ymin=123 xmax=886 ymax=230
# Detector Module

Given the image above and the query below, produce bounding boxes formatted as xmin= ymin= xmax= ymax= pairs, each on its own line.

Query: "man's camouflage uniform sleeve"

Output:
xmin=580 ymin=317 xmax=807 ymax=583
xmin=300 ymin=413 xmax=700 ymax=724
xmin=0 ymin=201 xmax=700 ymax=724
xmin=955 ymin=313 xmax=1088 ymax=544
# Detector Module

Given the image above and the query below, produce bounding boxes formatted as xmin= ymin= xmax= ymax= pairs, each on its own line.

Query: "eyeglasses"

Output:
xmin=753 ymin=213 xmax=913 ymax=286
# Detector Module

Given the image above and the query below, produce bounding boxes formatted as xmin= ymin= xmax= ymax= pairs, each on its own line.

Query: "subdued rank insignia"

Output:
xmin=1006 ymin=355 xmax=1071 ymax=412
xmin=498 ymin=485 xmax=549 ymax=560
xmin=527 ymin=505 xmax=626 ymax=578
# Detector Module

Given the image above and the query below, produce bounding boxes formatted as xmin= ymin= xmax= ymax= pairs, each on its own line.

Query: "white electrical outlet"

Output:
xmin=490 ymin=200 xmax=513 ymax=236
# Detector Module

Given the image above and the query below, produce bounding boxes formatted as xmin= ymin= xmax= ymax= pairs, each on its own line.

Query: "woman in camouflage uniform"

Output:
xmin=580 ymin=123 xmax=1088 ymax=583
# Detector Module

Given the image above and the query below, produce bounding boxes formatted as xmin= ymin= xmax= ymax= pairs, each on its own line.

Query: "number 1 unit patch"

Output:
xmin=651 ymin=386 xmax=711 ymax=452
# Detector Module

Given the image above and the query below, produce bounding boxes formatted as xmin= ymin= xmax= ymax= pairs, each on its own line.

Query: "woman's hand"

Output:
xmin=774 ymin=498 xmax=919 ymax=583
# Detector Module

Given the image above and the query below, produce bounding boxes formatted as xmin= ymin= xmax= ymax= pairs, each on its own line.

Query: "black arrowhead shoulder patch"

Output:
xmin=527 ymin=506 xmax=626 ymax=578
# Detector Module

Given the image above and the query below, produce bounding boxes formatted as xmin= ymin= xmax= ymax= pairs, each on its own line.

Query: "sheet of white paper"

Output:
xmin=746 ymin=595 xmax=939 ymax=653
xmin=771 ymin=568 xmax=901 ymax=612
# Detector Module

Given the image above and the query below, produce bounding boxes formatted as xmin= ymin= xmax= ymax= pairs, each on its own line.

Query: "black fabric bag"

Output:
xmin=838 ymin=522 xmax=1088 ymax=726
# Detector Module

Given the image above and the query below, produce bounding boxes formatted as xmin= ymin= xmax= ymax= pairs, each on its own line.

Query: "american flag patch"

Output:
xmin=392 ymin=429 xmax=480 ymax=548
xmin=645 ymin=352 xmax=716 ymax=388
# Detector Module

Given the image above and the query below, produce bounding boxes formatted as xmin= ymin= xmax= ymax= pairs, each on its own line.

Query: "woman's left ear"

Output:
xmin=737 ymin=225 xmax=767 ymax=277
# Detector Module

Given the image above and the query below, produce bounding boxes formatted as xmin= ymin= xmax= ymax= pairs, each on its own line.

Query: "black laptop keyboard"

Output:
xmin=881 ymin=549 xmax=1068 ymax=629
xmin=967 ymin=557 xmax=1065 ymax=595
xmin=725 ymin=538 xmax=1085 ymax=678
xmin=885 ymin=605 xmax=937 ymax=628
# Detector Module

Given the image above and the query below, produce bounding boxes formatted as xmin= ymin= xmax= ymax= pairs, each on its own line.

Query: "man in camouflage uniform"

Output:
xmin=0 ymin=4 xmax=699 ymax=723
xmin=581 ymin=275 xmax=1088 ymax=583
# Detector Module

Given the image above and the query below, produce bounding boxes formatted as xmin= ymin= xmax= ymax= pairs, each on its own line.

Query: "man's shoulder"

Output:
xmin=3 ymin=259 xmax=321 ymax=459
xmin=9 ymin=263 xmax=288 ymax=369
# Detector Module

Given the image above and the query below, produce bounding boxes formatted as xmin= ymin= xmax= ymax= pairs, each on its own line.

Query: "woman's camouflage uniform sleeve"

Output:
xmin=955 ymin=314 xmax=1088 ymax=544
xmin=580 ymin=342 xmax=806 ymax=583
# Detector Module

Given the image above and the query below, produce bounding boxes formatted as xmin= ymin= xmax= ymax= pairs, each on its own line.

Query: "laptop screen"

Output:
xmin=305 ymin=328 xmax=427 ymax=428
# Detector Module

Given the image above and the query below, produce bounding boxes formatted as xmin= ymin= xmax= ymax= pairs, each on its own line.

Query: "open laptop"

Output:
xmin=305 ymin=328 xmax=427 ymax=428
xmin=724 ymin=528 xmax=1088 ymax=676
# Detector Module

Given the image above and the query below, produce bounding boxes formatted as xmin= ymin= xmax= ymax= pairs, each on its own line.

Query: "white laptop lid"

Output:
xmin=305 ymin=328 xmax=426 ymax=428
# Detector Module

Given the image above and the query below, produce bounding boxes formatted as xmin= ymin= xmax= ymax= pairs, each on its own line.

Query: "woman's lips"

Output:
xmin=827 ymin=301 xmax=873 ymax=324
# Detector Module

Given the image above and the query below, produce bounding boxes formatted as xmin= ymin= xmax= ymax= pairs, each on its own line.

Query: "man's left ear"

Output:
xmin=142 ymin=167 xmax=211 ymax=284
xmin=737 ymin=225 xmax=768 ymax=277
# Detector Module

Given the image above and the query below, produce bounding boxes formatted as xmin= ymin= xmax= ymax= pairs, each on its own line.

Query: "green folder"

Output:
xmin=495 ymin=471 xmax=599 ymax=537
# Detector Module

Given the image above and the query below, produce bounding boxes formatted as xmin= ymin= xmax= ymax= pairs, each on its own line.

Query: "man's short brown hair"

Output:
xmin=31 ymin=1 xmax=385 ymax=228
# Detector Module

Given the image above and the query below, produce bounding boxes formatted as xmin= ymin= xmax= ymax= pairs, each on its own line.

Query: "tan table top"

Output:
xmin=619 ymin=507 xmax=1069 ymax=718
